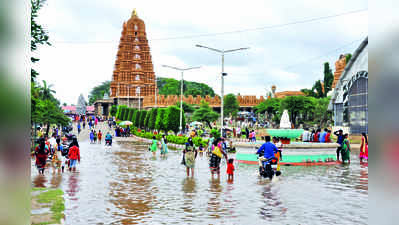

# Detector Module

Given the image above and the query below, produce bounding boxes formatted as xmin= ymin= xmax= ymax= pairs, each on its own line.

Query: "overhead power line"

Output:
xmin=283 ymin=37 xmax=365 ymax=70
xmin=151 ymin=9 xmax=367 ymax=41
xmin=54 ymin=8 xmax=367 ymax=44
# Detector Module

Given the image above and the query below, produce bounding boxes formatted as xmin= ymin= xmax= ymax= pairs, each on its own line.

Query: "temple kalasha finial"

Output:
xmin=132 ymin=9 xmax=137 ymax=17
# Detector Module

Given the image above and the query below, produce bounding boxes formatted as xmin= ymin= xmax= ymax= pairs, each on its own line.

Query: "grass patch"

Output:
xmin=33 ymin=189 xmax=64 ymax=225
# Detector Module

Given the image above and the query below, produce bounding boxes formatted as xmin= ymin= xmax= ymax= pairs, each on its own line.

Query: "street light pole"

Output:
xmin=128 ymin=85 xmax=130 ymax=107
xmin=162 ymin=65 xmax=201 ymax=134
xmin=221 ymin=53 xmax=224 ymax=135
xmin=195 ymin=44 xmax=249 ymax=135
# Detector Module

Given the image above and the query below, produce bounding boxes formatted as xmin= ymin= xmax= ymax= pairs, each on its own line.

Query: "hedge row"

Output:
xmin=116 ymin=105 xmax=186 ymax=134
xmin=132 ymin=128 xmax=209 ymax=147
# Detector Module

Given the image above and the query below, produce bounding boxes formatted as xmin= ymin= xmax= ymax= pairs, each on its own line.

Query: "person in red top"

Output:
xmin=325 ymin=130 xmax=332 ymax=143
xmin=68 ymin=138 xmax=80 ymax=172
xmin=35 ymin=138 xmax=49 ymax=174
xmin=227 ymin=158 xmax=235 ymax=181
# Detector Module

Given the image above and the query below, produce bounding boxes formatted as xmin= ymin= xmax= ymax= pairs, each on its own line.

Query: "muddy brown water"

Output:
xmin=31 ymin=135 xmax=368 ymax=225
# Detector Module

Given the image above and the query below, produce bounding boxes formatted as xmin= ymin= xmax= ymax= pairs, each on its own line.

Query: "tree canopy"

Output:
xmin=165 ymin=106 xmax=185 ymax=134
xmin=31 ymin=0 xmax=51 ymax=82
xmin=88 ymin=81 xmax=111 ymax=105
xmin=192 ymin=100 xmax=219 ymax=129
xmin=223 ymin=93 xmax=239 ymax=117
xmin=157 ymin=77 xmax=215 ymax=97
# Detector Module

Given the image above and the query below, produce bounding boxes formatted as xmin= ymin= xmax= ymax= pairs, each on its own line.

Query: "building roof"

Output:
xmin=274 ymin=91 xmax=305 ymax=98
xmin=329 ymin=36 xmax=368 ymax=108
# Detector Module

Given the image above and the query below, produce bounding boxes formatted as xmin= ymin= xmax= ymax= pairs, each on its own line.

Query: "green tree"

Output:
xmin=165 ymin=106 xmax=185 ymax=134
xmin=139 ymin=111 xmax=147 ymax=128
xmin=155 ymin=108 xmax=167 ymax=132
xmin=148 ymin=108 xmax=158 ymax=130
xmin=323 ymin=62 xmax=334 ymax=94
xmin=110 ymin=105 xmax=117 ymax=117
xmin=88 ymin=81 xmax=111 ymax=105
xmin=144 ymin=110 xmax=151 ymax=129
xmin=116 ymin=105 xmax=127 ymax=120
xmin=157 ymin=77 xmax=215 ymax=97
xmin=345 ymin=54 xmax=352 ymax=63
xmin=192 ymin=100 xmax=219 ymax=129
xmin=280 ymin=96 xmax=307 ymax=128
xmin=223 ymin=93 xmax=239 ymax=117
xmin=133 ymin=110 xmax=140 ymax=127
xmin=313 ymin=97 xmax=331 ymax=128
xmin=175 ymin=101 xmax=196 ymax=113
xmin=127 ymin=108 xmax=135 ymax=122
xmin=31 ymin=0 xmax=51 ymax=82
xmin=254 ymin=98 xmax=281 ymax=120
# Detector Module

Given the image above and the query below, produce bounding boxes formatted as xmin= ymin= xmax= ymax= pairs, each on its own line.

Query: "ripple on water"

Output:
xmin=31 ymin=135 xmax=368 ymax=224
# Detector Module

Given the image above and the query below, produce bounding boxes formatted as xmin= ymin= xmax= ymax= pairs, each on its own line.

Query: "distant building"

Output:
xmin=62 ymin=106 xmax=95 ymax=116
xmin=329 ymin=37 xmax=368 ymax=134
xmin=267 ymin=85 xmax=305 ymax=99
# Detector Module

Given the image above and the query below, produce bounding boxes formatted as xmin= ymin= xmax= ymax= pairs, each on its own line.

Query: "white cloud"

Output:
xmin=35 ymin=0 xmax=368 ymax=104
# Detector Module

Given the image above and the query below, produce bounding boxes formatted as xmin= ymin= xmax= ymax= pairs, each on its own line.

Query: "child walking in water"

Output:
xmin=150 ymin=136 xmax=158 ymax=157
xmin=227 ymin=158 xmax=235 ymax=181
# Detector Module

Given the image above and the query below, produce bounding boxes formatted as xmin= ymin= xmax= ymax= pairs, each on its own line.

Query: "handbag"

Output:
xmin=212 ymin=146 xmax=222 ymax=158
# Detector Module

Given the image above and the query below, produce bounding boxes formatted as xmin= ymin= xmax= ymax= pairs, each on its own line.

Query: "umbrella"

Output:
xmin=119 ymin=121 xmax=133 ymax=126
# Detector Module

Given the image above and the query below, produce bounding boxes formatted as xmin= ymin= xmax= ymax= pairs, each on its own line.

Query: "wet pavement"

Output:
xmin=31 ymin=124 xmax=368 ymax=225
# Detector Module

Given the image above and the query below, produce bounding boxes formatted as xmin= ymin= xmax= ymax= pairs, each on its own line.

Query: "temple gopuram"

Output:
xmin=94 ymin=10 xmax=156 ymax=116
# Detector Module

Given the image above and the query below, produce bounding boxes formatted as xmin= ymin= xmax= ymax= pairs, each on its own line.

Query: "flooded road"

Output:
xmin=32 ymin=133 xmax=368 ymax=224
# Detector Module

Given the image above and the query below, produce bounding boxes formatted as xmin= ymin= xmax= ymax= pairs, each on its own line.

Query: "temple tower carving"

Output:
xmin=110 ymin=9 xmax=156 ymax=100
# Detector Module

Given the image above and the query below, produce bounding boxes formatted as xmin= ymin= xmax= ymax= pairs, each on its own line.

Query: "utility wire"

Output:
xmin=283 ymin=37 xmax=365 ymax=70
xmin=151 ymin=9 xmax=367 ymax=41
xmin=53 ymin=8 xmax=367 ymax=44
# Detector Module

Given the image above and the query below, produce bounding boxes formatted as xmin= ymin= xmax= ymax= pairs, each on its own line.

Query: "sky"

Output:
xmin=33 ymin=0 xmax=368 ymax=105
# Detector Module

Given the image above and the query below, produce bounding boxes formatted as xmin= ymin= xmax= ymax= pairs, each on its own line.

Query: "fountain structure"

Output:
xmin=266 ymin=110 xmax=303 ymax=144
xmin=234 ymin=111 xmax=340 ymax=166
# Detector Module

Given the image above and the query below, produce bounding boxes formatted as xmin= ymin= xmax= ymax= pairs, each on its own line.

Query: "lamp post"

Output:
xmin=162 ymin=65 xmax=201 ymax=134
xmin=135 ymin=86 xmax=142 ymax=111
xmin=195 ymin=44 xmax=249 ymax=135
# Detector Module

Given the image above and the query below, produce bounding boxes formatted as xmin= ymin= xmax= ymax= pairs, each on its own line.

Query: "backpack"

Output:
xmin=61 ymin=145 xmax=69 ymax=157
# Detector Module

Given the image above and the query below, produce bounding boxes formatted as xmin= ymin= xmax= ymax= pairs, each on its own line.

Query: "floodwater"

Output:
xmin=31 ymin=136 xmax=368 ymax=225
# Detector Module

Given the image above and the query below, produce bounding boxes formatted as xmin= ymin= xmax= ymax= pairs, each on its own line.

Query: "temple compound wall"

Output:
xmin=142 ymin=95 xmax=265 ymax=109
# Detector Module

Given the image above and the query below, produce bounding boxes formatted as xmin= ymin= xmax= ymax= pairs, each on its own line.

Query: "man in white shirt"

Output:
xmin=302 ymin=128 xmax=310 ymax=142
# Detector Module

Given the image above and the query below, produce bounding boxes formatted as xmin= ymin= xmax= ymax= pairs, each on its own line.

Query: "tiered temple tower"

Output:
xmin=109 ymin=9 xmax=156 ymax=108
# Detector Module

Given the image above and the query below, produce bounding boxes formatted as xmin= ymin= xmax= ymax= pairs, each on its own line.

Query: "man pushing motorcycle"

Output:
xmin=256 ymin=136 xmax=280 ymax=178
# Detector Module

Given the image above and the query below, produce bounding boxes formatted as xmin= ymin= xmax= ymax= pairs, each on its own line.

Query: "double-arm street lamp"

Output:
xmin=162 ymin=65 xmax=201 ymax=134
xmin=195 ymin=44 xmax=249 ymax=134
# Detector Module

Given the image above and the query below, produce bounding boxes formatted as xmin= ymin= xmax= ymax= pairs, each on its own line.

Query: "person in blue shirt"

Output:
xmin=256 ymin=136 xmax=278 ymax=170
xmin=105 ymin=132 xmax=113 ymax=146
xmin=320 ymin=128 xmax=327 ymax=143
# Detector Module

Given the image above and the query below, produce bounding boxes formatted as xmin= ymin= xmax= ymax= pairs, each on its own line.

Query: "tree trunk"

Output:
xmin=206 ymin=121 xmax=213 ymax=129
xmin=46 ymin=122 xmax=50 ymax=137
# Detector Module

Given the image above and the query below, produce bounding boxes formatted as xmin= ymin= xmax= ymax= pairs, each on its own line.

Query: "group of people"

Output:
xmin=115 ymin=126 xmax=130 ymax=137
xmin=149 ymin=134 xmax=169 ymax=157
xmin=334 ymin=130 xmax=368 ymax=163
xmin=89 ymin=130 xmax=102 ymax=144
xmin=33 ymin=134 xmax=81 ymax=174
xmin=302 ymin=128 xmax=332 ymax=143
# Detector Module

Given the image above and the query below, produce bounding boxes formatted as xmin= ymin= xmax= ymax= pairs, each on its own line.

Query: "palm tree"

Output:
xmin=40 ymin=80 xmax=56 ymax=100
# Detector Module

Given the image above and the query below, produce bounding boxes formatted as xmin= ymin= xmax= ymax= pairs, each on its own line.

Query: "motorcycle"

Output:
xmin=259 ymin=156 xmax=281 ymax=180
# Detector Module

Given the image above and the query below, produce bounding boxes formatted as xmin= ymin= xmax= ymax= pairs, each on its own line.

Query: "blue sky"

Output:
xmin=34 ymin=0 xmax=368 ymax=104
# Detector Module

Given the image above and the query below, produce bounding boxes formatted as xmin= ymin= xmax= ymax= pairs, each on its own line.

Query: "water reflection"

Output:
xmin=32 ymin=174 xmax=47 ymax=188
xmin=30 ymin=137 xmax=368 ymax=224
xmin=66 ymin=174 xmax=79 ymax=201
